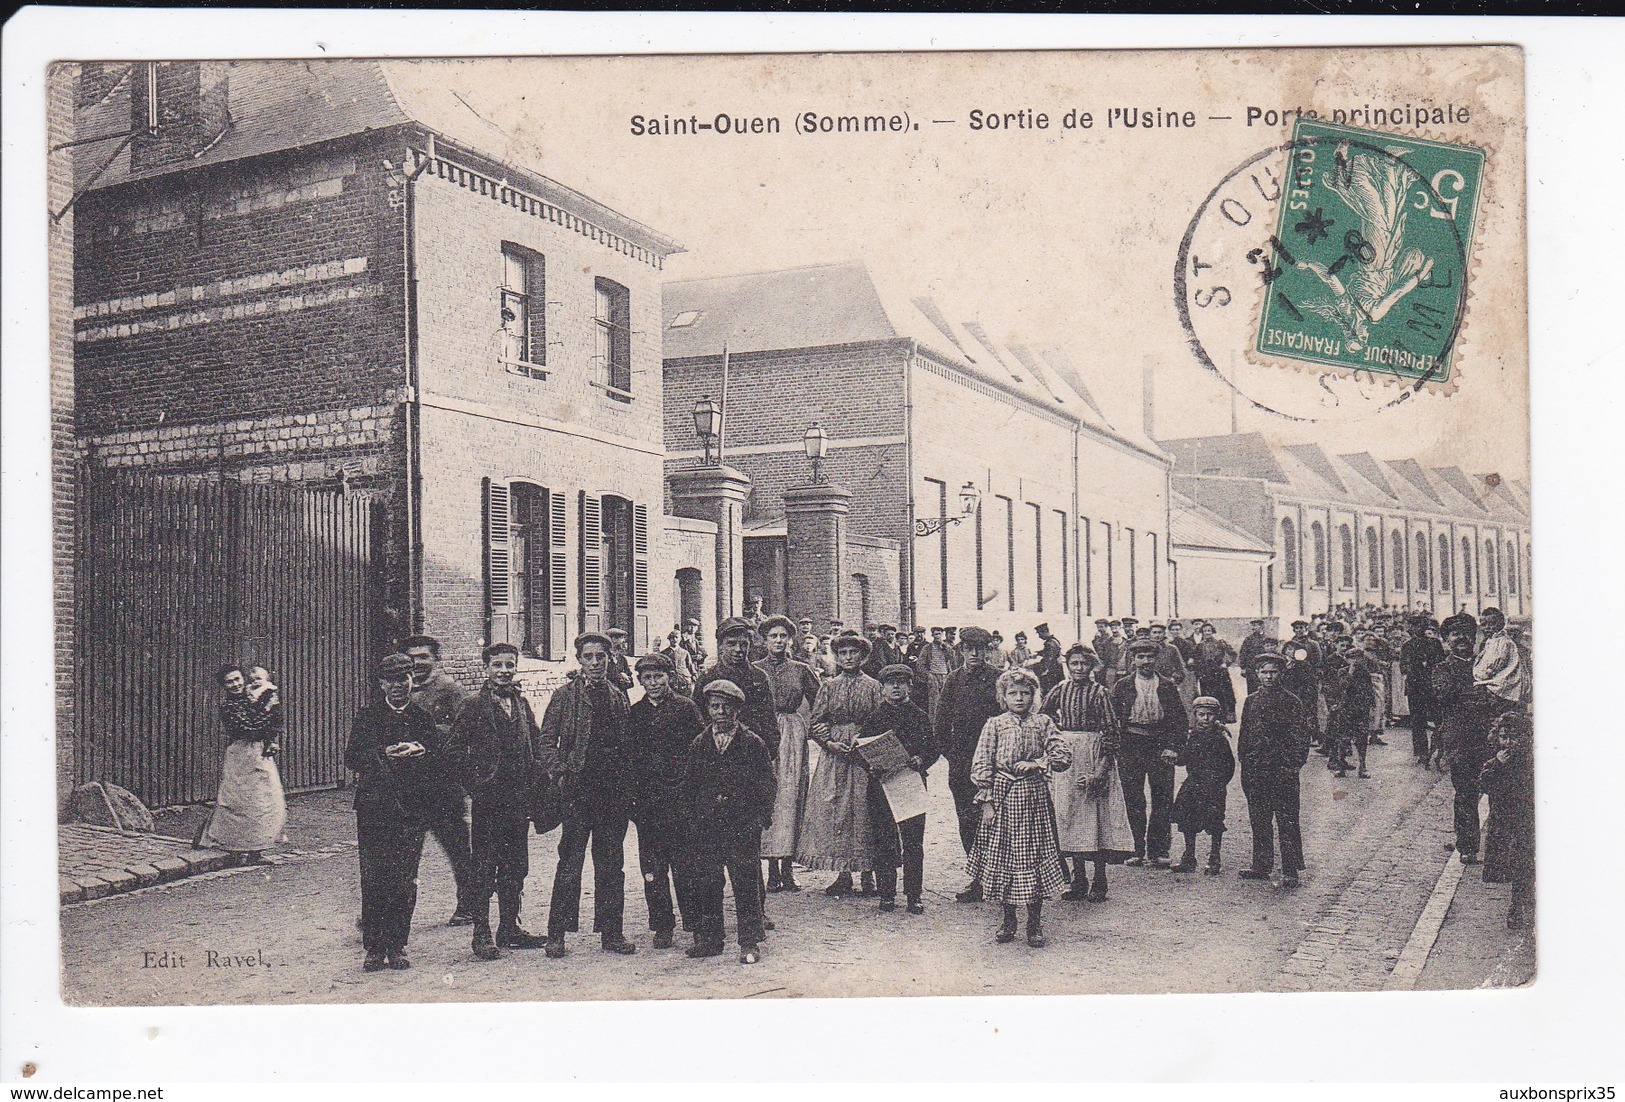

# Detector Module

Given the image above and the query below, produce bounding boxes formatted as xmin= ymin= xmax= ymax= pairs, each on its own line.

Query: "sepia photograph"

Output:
xmin=38 ymin=43 xmax=1540 ymax=1008
xmin=10 ymin=9 xmax=1624 ymax=1085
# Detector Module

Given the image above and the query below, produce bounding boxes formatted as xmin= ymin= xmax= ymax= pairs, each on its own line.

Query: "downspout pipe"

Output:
xmin=402 ymin=135 xmax=432 ymax=632
xmin=903 ymin=339 xmax=918 ymax=633
xmin=1072 ymin=422 xmax=1082 ymax=644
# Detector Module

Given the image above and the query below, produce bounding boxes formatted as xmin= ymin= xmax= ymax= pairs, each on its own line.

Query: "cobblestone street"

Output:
xmin=60 ymin=731 xmax=1512 ymax=1006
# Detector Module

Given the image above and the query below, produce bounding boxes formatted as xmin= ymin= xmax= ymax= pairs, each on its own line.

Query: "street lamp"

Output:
xmin=693 ymin=396 xmax=722 ymax=466
xmin=914 ymin=480 xmax=982 ymax=537
xmin=803 ymin=423 xmax=829 ymax=484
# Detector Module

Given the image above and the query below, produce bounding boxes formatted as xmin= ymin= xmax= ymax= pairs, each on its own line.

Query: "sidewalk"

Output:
xmin=59 ymin=788 xmax=358 ymax=905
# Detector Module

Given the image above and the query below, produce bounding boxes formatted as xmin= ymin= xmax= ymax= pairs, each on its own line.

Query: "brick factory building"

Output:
xmin=661 ymin=261 xmax=1174 ymax=643
xmin=1160 ymin=432 xmax=1531 ymax=624
xmin=69 ymin=57 xmax=705 ymax=720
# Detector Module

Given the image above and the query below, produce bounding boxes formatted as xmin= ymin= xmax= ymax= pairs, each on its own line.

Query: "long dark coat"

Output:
xmin=1172 ymin=726 xmax=1236 ymax=836
xmin=682 ymin=724 xmax=777 ymax=860
xmin=344 ymin=700 xmax=452 ymax=819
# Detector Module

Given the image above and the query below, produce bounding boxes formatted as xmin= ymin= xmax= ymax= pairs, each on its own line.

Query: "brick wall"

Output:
xmin=411 ymin=163 xmax=666 ymax=448
xmin=662 ymin=343 xmax=909 ymax=536
xmin=73 ymin=133 xmax=408 ymax=437
xmin=845 ymin=536 xmax=901 ymax=629
xmin=50 ymin=65 xmax=77 ymax=814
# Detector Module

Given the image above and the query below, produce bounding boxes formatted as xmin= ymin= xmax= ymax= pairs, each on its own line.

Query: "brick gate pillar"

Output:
xmin=669 ymin=465 xmax=752 ymax=625
xmin=783 ymin=481 xmax=852 ymax=635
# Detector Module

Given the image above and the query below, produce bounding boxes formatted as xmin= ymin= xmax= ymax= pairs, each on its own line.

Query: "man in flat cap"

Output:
xmin=1112 ymin=618 xmax=1141 ymax=682
xmin=1433 ymin=613 xmax=1496 ymax=864
xmin=398 ymin=634 xmax=477 ymax=927
xmin=915 ymin=626 xmax=956 ymax=725
xmin=628 ymin=651 xmax=705 ymax=948
xmin=1091 ymin=619 xmax=1120 ymax=690
xmin=605 ymin=627 xmax=635 ymax=692
xmin=1109 ymin=636 xmax=1188 ymax=868
xmin=345 ymin=653 xmax=448 ymax=972
xmin=455 ymin=643 xmax=547 ymax=960
xmin=1236 ymin=650 xmax=1313 ymax=887
xmin=1033 ymin=623 xmax=1065 ymax=696
xmin=539 ymin=632 xmax=637 ymax=957
xmin=684 ymin=679 xmax=777 ymax=964
xmin=696 ymin=618 xmax=778 ymax=761
xmin=1281 ymin=619 xmax=1326 ymax=750
xmin=1400 ymin=613 xmax=1445 ymax=766
xmin=1238 ymin=618 xmax=1274 ymax=697
xmin=934 ymin=626 xmax=1004 ymax=901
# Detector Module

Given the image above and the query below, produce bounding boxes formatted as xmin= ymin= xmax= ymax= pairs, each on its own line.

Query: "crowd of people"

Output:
xmin=314 ymin=602 xmax=1533 ymax=973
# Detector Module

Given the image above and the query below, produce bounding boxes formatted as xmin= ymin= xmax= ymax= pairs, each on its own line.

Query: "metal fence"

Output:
xmin=74 ymin=472 xmax=379 ymax=808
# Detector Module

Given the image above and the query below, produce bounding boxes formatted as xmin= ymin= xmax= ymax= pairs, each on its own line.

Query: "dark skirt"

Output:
xmin=1171 ymin=778 xmax=1227 ymax=836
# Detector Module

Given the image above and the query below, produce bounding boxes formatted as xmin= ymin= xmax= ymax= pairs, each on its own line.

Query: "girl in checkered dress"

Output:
xmin=967 ymin=668 xmax=1072 ymax=947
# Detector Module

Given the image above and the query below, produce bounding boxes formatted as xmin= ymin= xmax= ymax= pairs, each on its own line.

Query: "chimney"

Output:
xmin=1142 ymin=358 xmax=1156 ymax=440
xmin=130 ymin=61 xmax=230 ymax=173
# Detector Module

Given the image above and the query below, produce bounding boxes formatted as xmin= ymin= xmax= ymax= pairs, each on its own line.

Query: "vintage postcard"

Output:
xmin=46 ymin=45 xmax=1531 ymax=1009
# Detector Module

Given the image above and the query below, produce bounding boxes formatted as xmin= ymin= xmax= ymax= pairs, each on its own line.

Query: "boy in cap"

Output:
xmin=1432 ymin=614 xmax=1496 ymax=864
xmin=684 ymin=679 xmax=777 ymax=963
xmin=345 ymin=653 xmax=447 ymax=971
xmin=454 ymin=643 xmax=547 ymax=960
xmin=539 ymin=632 xmax=637 ymax=957
xmin=1324 ymin=633 xmax=1376 ymax=778
xmin=1236 ymin=651 xmax=1313 ymax=887
xmin=1171 ymin=697 xmax=1235 ymax=874
xmin=862 ymin=664 xmax=939 ymax=914
xmin=628 ymin=651 xmax=705 ymax=948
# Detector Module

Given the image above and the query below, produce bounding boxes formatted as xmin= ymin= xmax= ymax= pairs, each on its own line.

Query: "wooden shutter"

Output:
xmin=547 ymin=490 xmax=569 ymax=660
xmin=632 ymin=502 xmax=651 ymax=653
xmin=579 ymin=491 xmax=603 ymax=633
xmin=484 ymin=478 xmax=516 ymax=645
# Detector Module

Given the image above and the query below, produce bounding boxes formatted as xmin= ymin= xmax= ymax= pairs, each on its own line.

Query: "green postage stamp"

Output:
xmin=1254 ymin=118 xmax=1485 ymax=385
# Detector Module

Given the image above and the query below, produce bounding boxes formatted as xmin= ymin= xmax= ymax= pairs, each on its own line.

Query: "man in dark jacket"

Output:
xmin=1433 ymin=614 xmax=1495 ymax=864
xmin=1401 ymin=615 xmax=1447 ymax=765
xmin=453 ymin=643 xmax=547 ymax=960
xmin=934 ymin=626 xmax=1004 ymax=902
xmin=684 ymin=679 xmax=777 ymax=964
xmin=628 ymin=651 xmax=705 ymax=949
xmin=1324 ymin=634 xmax=1377 ymax=778
xmin=1281 ymin=620 xmax=1325 ymax=748
xmin=539 ymin=632 xmax=637 ymax=957
xmin=1109 ymin=637 xmax=1189 ymax=867
xmin=1236 ymin=651 xmax=1313 ymax=887
xmin=345 ymin=653 xmax=448 ymax=972
xmin=400 ymin=634 xmax=477 ymax=927
xmin=695 ymin=618 xmax=778 ymax=759
xmin=1032 ymin=622 xmax=1065 ymax=696
xmin=1238 ymin=618 xmax=1273 ymax=696
xmin=1091 ymin=619 xmax=1119 ymax=690
xmin=864 ymin=664 xmax=940 ymax=914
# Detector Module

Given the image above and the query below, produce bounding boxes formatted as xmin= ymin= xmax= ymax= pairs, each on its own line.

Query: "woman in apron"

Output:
xmin=200 ymin=664 xmax=287 ymax=863
xmin=1043 ymin=645 xmax=1135 ymax=902
xmin=796 ymin=633 xmax=884 ymax=895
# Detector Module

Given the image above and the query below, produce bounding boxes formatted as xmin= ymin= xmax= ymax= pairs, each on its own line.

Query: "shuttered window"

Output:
xmin=485 ymin=479 xmax=557 ymax=657
xmin=580 ymin=491 xmax=604 ymax=634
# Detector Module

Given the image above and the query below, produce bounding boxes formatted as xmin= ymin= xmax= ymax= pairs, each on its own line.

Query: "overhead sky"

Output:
xmin=409 ymin=48 xmax=1528 ymax=478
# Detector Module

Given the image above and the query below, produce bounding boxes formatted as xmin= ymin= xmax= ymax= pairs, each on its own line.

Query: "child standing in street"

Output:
xmin=1479 ymin=710 xmax=1535 ymax=928
xmin=967 ymin=668 xmax=1072 ymax=947
xmin=1171 ymin=697 xmax=1236 ymax=875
